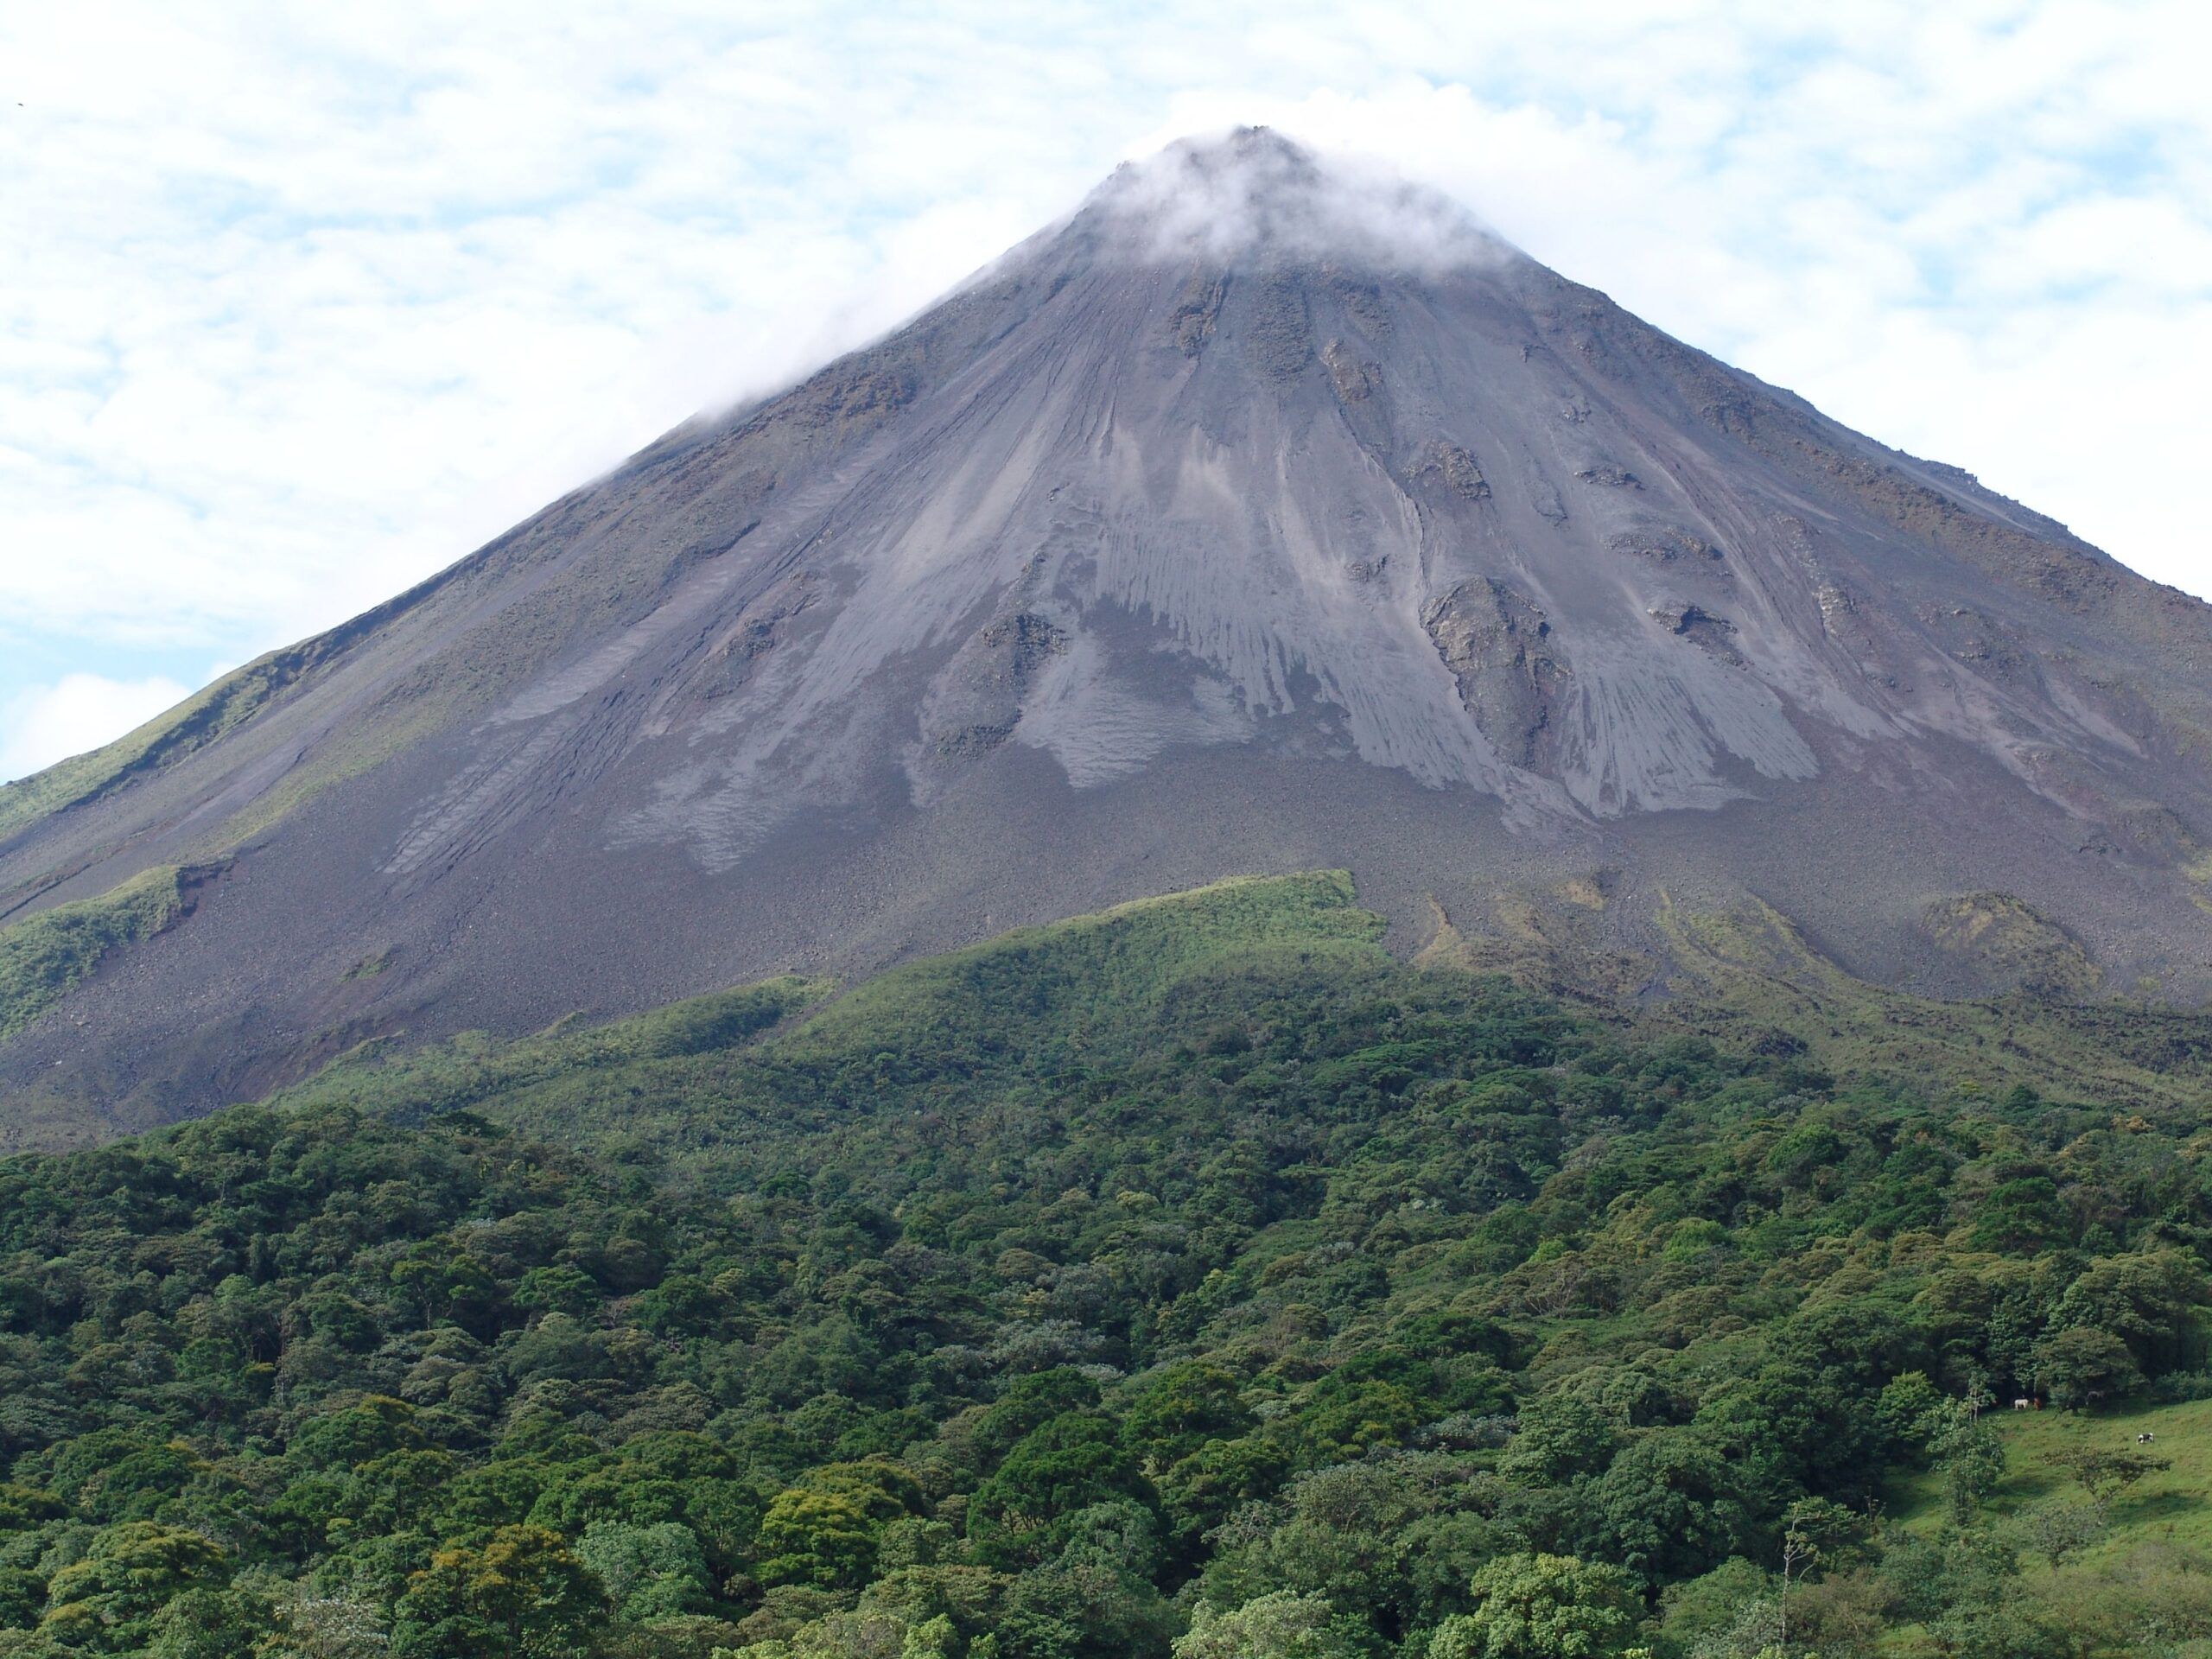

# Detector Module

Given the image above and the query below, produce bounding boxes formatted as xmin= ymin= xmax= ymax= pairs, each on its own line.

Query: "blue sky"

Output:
xmin=3 ymin=1 xmax=2210 ymax=780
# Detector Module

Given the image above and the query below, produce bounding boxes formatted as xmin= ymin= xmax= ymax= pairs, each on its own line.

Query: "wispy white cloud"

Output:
xmin=0 ymin=673 xmax=191 ymax=784
xmin=1 ymin=1 xmax=2208 ymax=769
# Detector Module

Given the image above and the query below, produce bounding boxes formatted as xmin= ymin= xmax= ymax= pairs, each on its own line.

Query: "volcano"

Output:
xmin=9 ymin=129 xmax=2212 ymax=1136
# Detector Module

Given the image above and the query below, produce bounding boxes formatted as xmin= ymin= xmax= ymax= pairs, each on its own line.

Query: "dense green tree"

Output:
xmin=1929 ymin=1404 xmax=2006 ymax=1525
xmin=391 ymin=1524 xmax=604 ymax=1659
xmin=1577 ymin=1432 xmax=1750 ymax=1587
xmin=1426 ymin=1553 xmax=1639 ymax=1659
xmin=751 ymin=1458 xmax=926 ymax=1590
xmin=1123 ymin=1364 xmax=1255 ymax=1471
xmin=969 ymin=1416 xmax=1152 ymax=1568
xmin=2012 ymin=1498 xmax=2105 ymax=1567
xmin=2046 ymin=1251 xmax=2208 ymax=1375
xmin=1157 ymin=1437 xmax=1289 ymax=1550
xmin=1499 ymin=1396 xmax=1619 ymax=1488
xmin=755 ymin=1488 xmax=886 ymax=1590
xmin=38 ymin=1522 xmax=230 ymax=1653
xmin=143 ymin=1587 xmax=270 ymax=1659
xmin=1173 ymin=1592 xmax=1368 ymax=1659
xmin=1872 ymin=1371 xmax=1945 ymax=1464
xmin=574 ymin=1520 xmax=714 ymax=1622
xmin=2032 ymin=1326 xmax=2145 ymax=1409
xmin=1965 ymin=1176 xmax=2075 ymax=1252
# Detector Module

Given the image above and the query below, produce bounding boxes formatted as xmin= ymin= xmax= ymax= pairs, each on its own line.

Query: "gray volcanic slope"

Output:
xmin=9 ymin=129 xmax=2212 ymax=1132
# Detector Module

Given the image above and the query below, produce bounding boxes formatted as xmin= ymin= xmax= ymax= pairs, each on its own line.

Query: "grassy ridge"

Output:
xmin=283 ymin=975 xmax=832 ymax=1135
xmin=786 ymin=871 xmax=1389 ymax=1062
xmin=0 ymin=645 xmax=322 ymax=845
xmin=281 ymin=871 xmax=1393 ymax=1169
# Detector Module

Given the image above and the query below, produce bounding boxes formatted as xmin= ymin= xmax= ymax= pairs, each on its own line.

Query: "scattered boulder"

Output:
xmin=918 ymin=612 xmax=1071 ymax=760
xmin=1414 ymin=441 xmax=1491 ymax=500
xmin=1322 ymin=339 xmax=1382 ymax=402
xmin=1650 ymin=601 xmax=1745 ymax=665
xmin=1606 ymin=524 xmax=1722 ymax=563
xmin=1576 ymin=463 xmax=1643 ymax=489
xmin=1422 ymin=578 xmax=1570 ymax=770
xmin=1169 ymin=270 xmax=1228 ymax=356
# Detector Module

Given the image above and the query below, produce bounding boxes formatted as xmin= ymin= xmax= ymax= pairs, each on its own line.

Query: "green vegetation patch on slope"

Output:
xmin=1429 ymin=880 xmax=2212 ymax=1112
xmin=0 ymin=865 xmax=188 ymax=1042
xmin=1916 ymin=891 xmax=2102 ymax=1000
xmin=284 ymin=974 xmax=833 ymax=1133
xmin=0 ymin=639 xmax=340 ymax=846
xmin=1647 ymin=893 xmax=2212 ymax=1112
xmin=1878 ymin=1395 xmax=2212 ymax=1654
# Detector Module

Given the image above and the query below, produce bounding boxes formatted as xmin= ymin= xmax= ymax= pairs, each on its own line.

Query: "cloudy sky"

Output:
xmin=3 ymin=1 xmax=2209 ymax=782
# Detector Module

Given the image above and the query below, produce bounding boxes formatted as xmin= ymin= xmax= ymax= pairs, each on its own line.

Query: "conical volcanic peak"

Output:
xmin=1064 ymin=126 xmax=1516 ymax=275
xmin=6 ymin=133 xmax=2212 ymax=1131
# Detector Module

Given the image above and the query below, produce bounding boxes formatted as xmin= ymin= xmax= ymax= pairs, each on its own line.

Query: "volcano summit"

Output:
xmin=8 ymin=129 xmax=2212 ymax=1134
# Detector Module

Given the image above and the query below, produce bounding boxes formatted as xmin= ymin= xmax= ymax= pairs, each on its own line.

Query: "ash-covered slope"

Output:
xmin=8 ymin=129 xmax=2212 ymax=1135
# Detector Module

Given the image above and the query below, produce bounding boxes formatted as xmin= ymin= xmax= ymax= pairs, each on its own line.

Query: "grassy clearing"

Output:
xmin=1889 ymin=1395 xmax=2212 ymax=1560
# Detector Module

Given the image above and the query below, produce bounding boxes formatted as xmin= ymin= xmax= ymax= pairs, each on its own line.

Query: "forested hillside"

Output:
xmin=0 ymin=876 xmax=2205 ymax=1658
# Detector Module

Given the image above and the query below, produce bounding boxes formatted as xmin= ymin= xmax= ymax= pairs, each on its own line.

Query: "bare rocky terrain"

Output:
xmin=9 ymin=129 xmax=2212 ymax=1135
